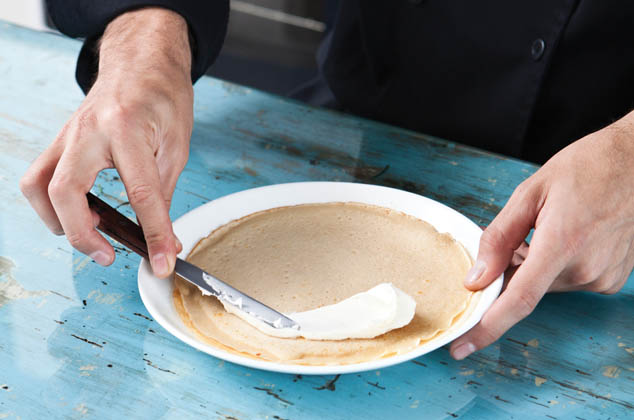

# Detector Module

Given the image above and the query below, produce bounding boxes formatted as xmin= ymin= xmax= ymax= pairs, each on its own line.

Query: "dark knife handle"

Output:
xmin=86 ymin=192 xmax=149 ymax=259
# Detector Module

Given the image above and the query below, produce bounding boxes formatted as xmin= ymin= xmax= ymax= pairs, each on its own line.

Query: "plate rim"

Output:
xmin=138 ymin=181 xmax=503 ymax=375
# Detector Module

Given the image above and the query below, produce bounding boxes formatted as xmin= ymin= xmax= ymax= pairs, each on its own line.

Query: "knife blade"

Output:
xmin=87 ymin=192 xmax=299 ymax=331
xmin=175 ymin=258 xmax=299 ymax=329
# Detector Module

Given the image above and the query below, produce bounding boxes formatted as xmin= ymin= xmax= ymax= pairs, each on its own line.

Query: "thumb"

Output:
xmin=464 ymin=182 xmax=542 ymax=290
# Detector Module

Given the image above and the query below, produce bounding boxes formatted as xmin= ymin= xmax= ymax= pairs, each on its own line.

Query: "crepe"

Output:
xmin=173 ymin=202 xmax=476 ymax=365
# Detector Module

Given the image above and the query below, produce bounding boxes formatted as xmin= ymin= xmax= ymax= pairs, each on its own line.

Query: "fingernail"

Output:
xmin=166 ymin=252 xmax=176 ymax=273
xmin=452 ymin=342 xmax=477 ymax=360
xmin=464 ymin=259 xmax=486 ymax=286
xmin=152 ymin=253 xmax=169 ymax=277
xmin=175 ymin=237 xmax=183 ymax=252
xmin=90 ymin=250 xmax=112 ymax=266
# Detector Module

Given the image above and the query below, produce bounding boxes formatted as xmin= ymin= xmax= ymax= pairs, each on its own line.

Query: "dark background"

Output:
xmin=2 ymin=0 xmax=335 ymax=98
xmin=206 ymin=0 xmax=335 ymax=97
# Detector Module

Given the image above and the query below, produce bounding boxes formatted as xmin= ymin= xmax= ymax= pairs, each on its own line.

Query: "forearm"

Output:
xmin=46 ymin=0 xmax=229 ymax=90
xmin=99 ymin=8 xmax=192 ymax=84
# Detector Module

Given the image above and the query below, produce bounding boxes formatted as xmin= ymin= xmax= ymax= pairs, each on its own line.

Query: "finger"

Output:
xmin=159 ymin=178 xmax=182 ymax=255
xmin=449 ymin=259 xmax=518 ymax=360
xmin=113 ymin=140 xmax=179 ymax=278
xmin=451 ymin=233 xmax=565 ymax=360
xmin=136 ymin=214 xmax=182 ymax=256
xmin=157 ymin=162 xmax=179 ymax=213
xmin=156 ymin=139 xmax=189 ymax=202
xmin=464 ymin=182 xmax=543 ymax=290
xmin=501 ymin=263 xmax=521 ymax=291
xmin=512 ymin=241 xmax=529 ymax=263
xmin=156 ymin=142 xmax=188 ymax=255
xmin=48 ymin=146 xmax=114 ymax=265
xmin=20 ymin=139 xmax=65 ymax=234
xmin=494 ymin=251 xmax=524 ymax=296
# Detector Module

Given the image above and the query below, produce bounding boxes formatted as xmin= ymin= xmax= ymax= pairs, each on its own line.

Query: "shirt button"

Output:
xmin=531 ymin=38 xmax=546 ymax=61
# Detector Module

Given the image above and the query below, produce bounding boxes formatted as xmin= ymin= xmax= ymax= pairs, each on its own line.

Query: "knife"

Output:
xmin=86 ymin=192 xmax=299 ymax=330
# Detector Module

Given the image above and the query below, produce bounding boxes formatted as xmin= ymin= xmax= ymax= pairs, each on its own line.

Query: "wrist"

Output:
xmin=604 ymin=110 xmax=634 ymax=155
xmin=98 ymin=7 xmax=192 ymax=84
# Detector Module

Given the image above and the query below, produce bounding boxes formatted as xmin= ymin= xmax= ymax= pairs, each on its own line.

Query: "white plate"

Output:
xmin=138 ymin=182 xmax=503 ymax=375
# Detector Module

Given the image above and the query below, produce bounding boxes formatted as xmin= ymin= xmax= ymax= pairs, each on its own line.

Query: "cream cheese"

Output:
xmin=210 ymin=282 xmax=417 ymax=340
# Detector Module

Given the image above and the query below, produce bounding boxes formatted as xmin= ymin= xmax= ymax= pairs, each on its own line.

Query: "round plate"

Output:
xmin=138 ymin=182 xmax=502 ymax=375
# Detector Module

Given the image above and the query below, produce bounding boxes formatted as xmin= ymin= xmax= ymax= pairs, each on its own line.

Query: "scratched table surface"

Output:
xmin=1 ymin=21 xmax=632 ymax=420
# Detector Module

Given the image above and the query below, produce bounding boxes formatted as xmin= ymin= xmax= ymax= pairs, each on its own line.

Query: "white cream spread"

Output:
xmin=203 ymin=282 xmax=417 ymax=340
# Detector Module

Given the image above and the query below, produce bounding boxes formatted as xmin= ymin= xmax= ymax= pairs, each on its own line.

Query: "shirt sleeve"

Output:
xmin=46 ymin=0 xmax=229 ymax=93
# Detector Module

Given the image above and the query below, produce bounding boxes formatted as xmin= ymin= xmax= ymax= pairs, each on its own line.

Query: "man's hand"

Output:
xmin=450 ymin=112 xmax=634 ymax=360
xmin=20 ymin=8 xmax=193 ymax=277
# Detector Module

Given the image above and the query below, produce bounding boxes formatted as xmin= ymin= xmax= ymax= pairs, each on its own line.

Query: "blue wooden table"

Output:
xmin=1 ymin=21 xmax=632 ymax=420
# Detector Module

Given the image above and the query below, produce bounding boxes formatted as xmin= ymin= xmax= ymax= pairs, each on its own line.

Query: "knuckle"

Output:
xmin=100 ymin=102 xmax=128 ymax=125
xmin=66 ymin=230 xmax=87 ymax=248
xmin=599 ymin=287 xmax=618 ymax=295
xmin=480 ymin=226 xmax=508 ymax=251
xmin=19 ymin=171 xmax=40 ymax=197
xmin=101 ymin=101 xmax=147 ymax=130
xmin=75 ymin=109 xmax=99 ymax=132
xmin=511 ymin=178 xmax=545 ymax=212
xmin=586 ymin=282 xmax=608 ymax=294
xmin=516 ymin=291 xmax=540 ymax=318
xmin=47 ymin=173 xmax=72 ymax=198
xmin=128 ymin=183 xmax=156 ymax=207
xmin=144 ymin=230 xmax=168 ymax=248
xmin=476 ymin=318 xmax=502 ymax=346
xmin=589 ymin=275 xmax=620 ymax=295
xmin=512 ymin=179 xmax=532 ymax=199
xmin=99 ymin=106 xmax=134 ymax=139
xmin=477 ymin=326 xmax=498 ymax=347
xmin=105 ymin=107 xmax=158 ymax=150
xmin=572 ymin=266 xmax=599 ymax=287
xmin=55 ymin=121 xmax=72 ymax=141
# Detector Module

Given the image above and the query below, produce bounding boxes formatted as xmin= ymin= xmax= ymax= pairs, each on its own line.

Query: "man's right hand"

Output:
xmin=20 ymin=8 xmax=194 ymax=278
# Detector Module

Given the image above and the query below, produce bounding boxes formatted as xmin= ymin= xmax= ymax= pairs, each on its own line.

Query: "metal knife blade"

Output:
xmin=175 ymin=258 xmax=300 ymax=330
xmin=84 ymin=193 xmax=297 ymax=330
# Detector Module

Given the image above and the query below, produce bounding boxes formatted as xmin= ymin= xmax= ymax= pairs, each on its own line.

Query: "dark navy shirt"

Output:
xmin=47 ymin=1 xmax=634 ymax=163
